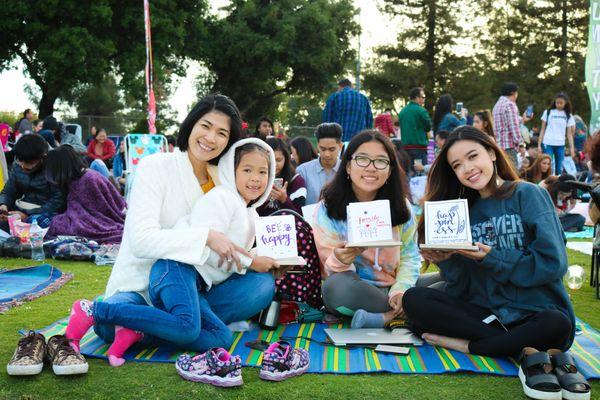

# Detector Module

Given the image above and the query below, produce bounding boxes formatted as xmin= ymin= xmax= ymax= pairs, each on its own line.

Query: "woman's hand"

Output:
xmin=206 ymin=229 xmax=251 ymax=271
xmin=455 ymin=242 xmax=491 ymax=261
xmin=333 ymin=246 xmax=365 ymax=265
xmin=420 ymin=249 xmax=455 ymax=264
xmin=249 ymin=256 xmax=280 ymax=273
xmin=270 ymin=182 xmax=288 ymax=203
xmin=389 ymin=292 xmax=405 ymax=318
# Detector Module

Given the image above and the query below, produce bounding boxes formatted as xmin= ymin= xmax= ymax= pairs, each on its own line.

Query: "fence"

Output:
xmin=62 ymin=114 xmax=145 ymax=143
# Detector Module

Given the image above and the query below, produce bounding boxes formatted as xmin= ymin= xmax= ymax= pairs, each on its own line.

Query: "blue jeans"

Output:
xmin=543 ymin=144 xmax=565 ymax=175
xmin=93 ymin=259 xmax=275 ymax=351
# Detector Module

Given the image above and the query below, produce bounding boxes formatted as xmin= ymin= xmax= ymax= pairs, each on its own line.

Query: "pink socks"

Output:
xmin=107 ymin=326 xmax=143 ymax=367
xmin=65 ymin=299 xmax=95 ymax=352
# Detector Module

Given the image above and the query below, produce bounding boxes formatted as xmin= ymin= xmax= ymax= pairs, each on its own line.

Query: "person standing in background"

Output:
xmin=492 ymin=82 xmax=532 ymax=168
xmin=323 ymin=79 xmax=373 ymax=142
xmin=375 ymin=108 xmax=396 ymax=138
xmin=537 ymin=93 xmax=576 ymax=175
xmin=398 ymin=87 xmax=432 ymax=166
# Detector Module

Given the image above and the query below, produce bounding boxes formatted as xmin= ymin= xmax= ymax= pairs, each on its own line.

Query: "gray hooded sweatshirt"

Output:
xmin=175 ymin=138 xmax=275 ymax=288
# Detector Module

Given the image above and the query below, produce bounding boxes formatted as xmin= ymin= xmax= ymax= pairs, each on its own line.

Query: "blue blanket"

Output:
xmin=0 ymin=264 xmax=72 ymax=313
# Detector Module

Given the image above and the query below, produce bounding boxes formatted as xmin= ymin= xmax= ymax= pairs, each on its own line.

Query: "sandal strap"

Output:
xmin=526 ymin=373 xmax=560 ymax=390
xmin=551 ymin=351 xmax=576 ymax=368
xmin=522 ymin=351 xmax=552 ymax=369
xmin=555 ymin=370 xmax=591 ymax=391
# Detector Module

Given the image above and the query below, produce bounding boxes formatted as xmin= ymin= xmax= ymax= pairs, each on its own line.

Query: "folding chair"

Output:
xmin=123 ymin=133 xmax=168 ymax=199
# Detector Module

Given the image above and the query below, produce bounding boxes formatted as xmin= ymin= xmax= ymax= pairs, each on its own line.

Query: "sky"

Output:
xmin=0 ymin=0 xmax=398 ymax=122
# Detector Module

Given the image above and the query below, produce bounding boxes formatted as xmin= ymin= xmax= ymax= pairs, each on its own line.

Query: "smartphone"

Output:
xmin=526 ymin=104 xmax=534 ymax=118
xmin=374 ymin=345 xmax=410 ymax=355
xmin=455 ymin=102 xmax=463 ymax=114
xmin=273 ymin=178 xmax=284 ymax=189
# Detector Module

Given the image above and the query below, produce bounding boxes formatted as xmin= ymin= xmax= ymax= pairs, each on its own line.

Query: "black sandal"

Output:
xmin=548 ymin=349 xmax=591 ymax=400
xmin=518 ymin=347 xmax=562 ymax=400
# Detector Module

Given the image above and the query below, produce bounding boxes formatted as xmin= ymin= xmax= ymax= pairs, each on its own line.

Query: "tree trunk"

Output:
xmin=425 ymin=0 xmax=436 ymax=111
xmin=560 ymin=0 xmax=568 ymax=68
xmin=38 ymin=90 xmax=57 ymax=119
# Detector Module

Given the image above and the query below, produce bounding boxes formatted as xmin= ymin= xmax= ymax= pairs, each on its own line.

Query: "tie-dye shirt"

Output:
xmin=312 ymin=200 xmax=420 ymax=298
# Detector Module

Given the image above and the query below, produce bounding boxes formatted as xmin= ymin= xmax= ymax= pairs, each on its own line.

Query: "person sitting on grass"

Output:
xmin=405 ymin=126 xmax=575 ymax=358
xmin=257 ymin=137 xmax=306 ymax=216
xmin=290 ymin=136 xmax=318 ymax=167
xmin=0 ymin=134 xmax=65 ymax=231
xmin=87 ymin=128 xmax=116 ymax=165
xmin=543 ymin=174 xmax=585 ymax=233
xmin=61 ymin=94 xmax=276 ymax=373
xmin=524 ymin=153 xmax=552 ymax=184
xmin=45 ymin=145 xmax=126 ymax=244
xmin=313 ymin=130 xmax=421 ymax=329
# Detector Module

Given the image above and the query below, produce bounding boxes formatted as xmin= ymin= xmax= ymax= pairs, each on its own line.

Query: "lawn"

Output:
xmin=0 ymin=248 xmax=599 ymax=400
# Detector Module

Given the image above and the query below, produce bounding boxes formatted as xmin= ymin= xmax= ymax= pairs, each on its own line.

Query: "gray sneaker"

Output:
xmin=46 ymin=335 xmax=88 ymax=375
xmin=7 ymin=330 xmax=46 ymax=376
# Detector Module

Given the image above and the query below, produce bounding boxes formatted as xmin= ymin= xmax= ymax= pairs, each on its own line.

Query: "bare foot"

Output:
xmin=383 ymin=310 xmax=397 ymax=323
xmin=422 ymin=333 xmax=470 ymax=353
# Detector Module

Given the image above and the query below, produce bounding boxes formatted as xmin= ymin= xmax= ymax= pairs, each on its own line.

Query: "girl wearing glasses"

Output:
xmin=312 ymin=130 xmax=420 ymax=329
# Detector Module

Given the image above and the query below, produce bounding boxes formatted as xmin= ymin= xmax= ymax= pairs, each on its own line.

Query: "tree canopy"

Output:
xmin=0 ymin=0 xmax=208 ymax=118
xmin=194 ymin=0 xmax=358 ymax=121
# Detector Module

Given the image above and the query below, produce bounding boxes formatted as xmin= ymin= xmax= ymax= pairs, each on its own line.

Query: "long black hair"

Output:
xmin=290 ymin=136 xmax=317 ymax=166
xmin=417 ymin=126 xmax=520 ymax=241
xmin=177 ymin=93 xmax=242 ymax=165
xmin=265 ymin=137 xmax=295 ymax=183
xmin=253 ymin=117 xmax=274 ymax=140
xmin=321 ymin=130 xmax=411 ymax=226
xmin=433 ymin=94 xmax=454 ymax=132
xmin=546 ymin=92 xmax=572 ymax=121
xmin=45 ymin=145 xmax=87 ymax=190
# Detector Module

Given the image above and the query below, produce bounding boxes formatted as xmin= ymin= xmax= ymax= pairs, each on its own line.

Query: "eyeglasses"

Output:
xmin=351 ymin=156 xmax=391 ymax=170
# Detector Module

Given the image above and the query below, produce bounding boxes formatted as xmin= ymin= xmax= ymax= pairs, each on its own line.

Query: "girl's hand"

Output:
xmin=420 ymin=249 xmax=455 ymax=264
xmin=270 ymin=182 xmax=288 ymax=203
xmin=206 ymin=229 xmax=251 ymax=271
xmin=249 ymin=256 xmax=280 ymax=273
xmin=333 ymin=246 xmax=365 ymax=265
xmin=455 ymin=242 xmax=491 ymax=261
xmin=389 ymin=292 xmax=405 ymax=318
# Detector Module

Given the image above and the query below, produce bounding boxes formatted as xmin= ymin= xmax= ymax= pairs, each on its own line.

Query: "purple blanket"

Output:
xmin=48 ymin=170 xmax=126 ymax=244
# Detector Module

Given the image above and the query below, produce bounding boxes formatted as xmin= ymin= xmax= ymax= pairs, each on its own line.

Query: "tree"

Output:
xmin=482 ymin=0 xmax=589 ymax=122
xmin=363 ymin=0 xmax=467 ymax=111
xmin=0 ymin=1 xmax=208 ymax=119
xmin=193 ymin=0 xmax=359 ymax=120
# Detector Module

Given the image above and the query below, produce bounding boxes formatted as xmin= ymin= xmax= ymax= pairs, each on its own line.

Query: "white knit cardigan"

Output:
xmin=105 ymin=149 xmax=219 ymax=304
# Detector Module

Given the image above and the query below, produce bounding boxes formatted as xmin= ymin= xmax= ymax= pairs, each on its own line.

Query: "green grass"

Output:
xmin=0 ymin=251 xmax=599 ymax=400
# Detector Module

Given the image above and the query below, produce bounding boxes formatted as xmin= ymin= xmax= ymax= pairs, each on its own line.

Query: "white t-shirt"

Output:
xmin=541 ymin=109 xmax=575 ymax=146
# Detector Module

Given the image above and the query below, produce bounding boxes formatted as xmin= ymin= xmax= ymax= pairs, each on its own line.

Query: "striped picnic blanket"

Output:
xmin=32 ymin=317 xmax=600 ymax=378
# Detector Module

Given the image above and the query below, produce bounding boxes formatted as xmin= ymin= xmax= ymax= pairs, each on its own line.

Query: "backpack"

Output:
xmin=269 ymin=209 xmax=323 ymax=309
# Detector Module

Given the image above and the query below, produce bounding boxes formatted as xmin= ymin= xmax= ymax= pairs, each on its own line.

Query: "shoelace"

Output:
xmin=16 ymin=331 xmax=41 ymax=359
xmin=50 ymin=336 xmax=80 ymax=363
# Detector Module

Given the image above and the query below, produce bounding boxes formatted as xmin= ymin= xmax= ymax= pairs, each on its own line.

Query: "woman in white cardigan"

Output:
xmin=64 ymin=94 xmax=277 ymax=361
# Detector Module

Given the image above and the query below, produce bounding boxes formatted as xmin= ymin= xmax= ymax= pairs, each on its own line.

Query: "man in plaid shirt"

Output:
xmin=323 ymin=79 xmax=373 ymax=142
xmin=492 ymin=82 xmax=532 ymax=168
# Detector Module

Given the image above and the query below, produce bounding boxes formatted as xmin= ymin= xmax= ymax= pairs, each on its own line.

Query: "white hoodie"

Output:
xmin=175 ymin=138 xmax=275 ymax=288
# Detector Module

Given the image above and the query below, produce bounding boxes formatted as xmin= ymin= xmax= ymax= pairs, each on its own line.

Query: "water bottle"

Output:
xmin=29 ymin=219 xmax=45 ymax=262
